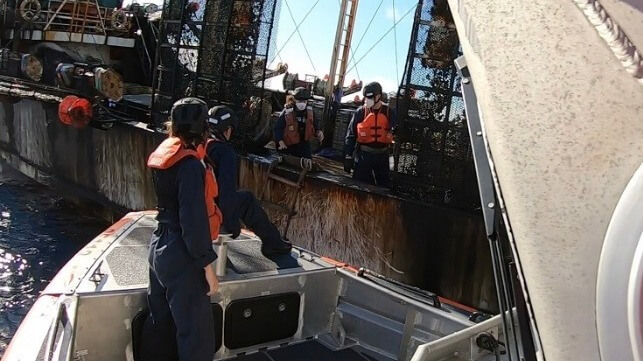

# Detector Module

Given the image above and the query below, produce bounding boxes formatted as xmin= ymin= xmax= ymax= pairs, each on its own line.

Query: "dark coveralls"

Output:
xmin=206 ymin=137 xmax=285 ymax=248
xmin=273 ymin=108 xmax=320 ymax=159
xmin=142 ymin=157 xmax=217 ymax=361
xmin=345 ymin=106 xmax=397 ymax=188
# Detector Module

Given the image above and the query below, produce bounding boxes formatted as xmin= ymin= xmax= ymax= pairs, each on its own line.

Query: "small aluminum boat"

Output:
xmin=2 ymin=211 xmax=505 ymax=361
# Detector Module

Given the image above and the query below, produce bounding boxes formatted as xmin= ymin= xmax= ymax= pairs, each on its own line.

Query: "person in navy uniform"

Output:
xmin=142 ymin=97 xmax=221 ymax=361
xmin=274 ymin=87 xmax=324 ymax=158
xmin=344 ymin=82 xmax=397 ymax=188
xmin=205 ymin=105 xmax=293 ymax=256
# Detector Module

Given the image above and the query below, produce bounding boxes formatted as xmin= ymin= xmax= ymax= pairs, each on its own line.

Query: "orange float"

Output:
xmin=58 ymin=95 xmax=92 ymax=128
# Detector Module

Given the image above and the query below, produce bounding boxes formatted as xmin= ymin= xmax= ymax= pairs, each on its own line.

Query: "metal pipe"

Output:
xmin=214 ymin=241 xmax=228 ymax=277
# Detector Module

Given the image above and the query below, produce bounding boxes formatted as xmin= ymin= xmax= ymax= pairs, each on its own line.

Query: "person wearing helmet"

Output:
xmin=273 ymin=87 xmax=324 ymax=158
xmin=206 ymin=105 xmax=293 ymax=256
xmin=141 ymin=97 xmax=221 ymax=361
xmin=344 ymin=82 xmax=397 ymax=188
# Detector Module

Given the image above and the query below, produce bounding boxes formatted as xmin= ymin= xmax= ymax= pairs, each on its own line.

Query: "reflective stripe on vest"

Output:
xmin=356 ymin=105 xmax=394 ymax=145
xmin=147 ymin=137 xmax=222 ymax=240
xmin=283 ymin=108 xmax=315 ymax=146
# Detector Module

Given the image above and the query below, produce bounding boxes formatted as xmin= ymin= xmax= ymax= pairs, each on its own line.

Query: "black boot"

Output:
xmin=261 ymin=240 xmax=293 ymax=256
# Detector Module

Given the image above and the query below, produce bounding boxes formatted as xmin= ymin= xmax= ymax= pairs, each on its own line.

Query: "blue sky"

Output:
xmin=269 ymin=0 xmax=417 ymax=92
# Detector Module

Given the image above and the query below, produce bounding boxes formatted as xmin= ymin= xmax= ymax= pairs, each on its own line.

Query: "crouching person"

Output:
xmin=206 ymin=105 xmax=293 ymax=256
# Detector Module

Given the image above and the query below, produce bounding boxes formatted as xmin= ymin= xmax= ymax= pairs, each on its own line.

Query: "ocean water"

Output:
xmin=0 ymin=165 xmax=109 ymax=356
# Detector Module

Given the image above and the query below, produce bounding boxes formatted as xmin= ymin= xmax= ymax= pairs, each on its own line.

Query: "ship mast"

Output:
xmin=326 ymin=0 xmax=358 ymax=96
xmin=322 ymin=0 xmax=358 ymax=147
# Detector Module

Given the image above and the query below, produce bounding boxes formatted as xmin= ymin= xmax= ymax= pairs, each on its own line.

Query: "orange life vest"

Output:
xmin=356 ymin=105 xmax=394 ymax=145
xmin=283 ymin=108 xmax=315 ymax=146
xmin=147 ymin=137 xmax=222 ymax=241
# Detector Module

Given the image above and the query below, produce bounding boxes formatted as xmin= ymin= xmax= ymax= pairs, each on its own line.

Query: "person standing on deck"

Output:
xmin=274 ymin=87 xmax=324 ymax=158
xmin=206 ymin=105 xmax=293 ymax=256
xmin=141 ymin=97 xmax=221 ymax=361
xmin=344 ymin=82 xmax=397 ymax=188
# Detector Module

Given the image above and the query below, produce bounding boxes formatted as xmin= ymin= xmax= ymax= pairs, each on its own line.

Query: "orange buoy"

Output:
xmin=58 ymin=96 xmax=92 ymax=128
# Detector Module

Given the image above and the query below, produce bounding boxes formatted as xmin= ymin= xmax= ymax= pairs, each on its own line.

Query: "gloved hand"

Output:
xmin=227 ymin=220 xmax=241 ymax=239
xmin=230 ymin=228 xmax=241 ymax=239
xmin=221 ymin=221 xmax=241 ymax=239
xmin=316 ymin=130 xmax=324 ymax=142
xmin=344 ymin=156 xmax=354 ymax=173
xmin=278 ymin=140 xmax=287 ymax=150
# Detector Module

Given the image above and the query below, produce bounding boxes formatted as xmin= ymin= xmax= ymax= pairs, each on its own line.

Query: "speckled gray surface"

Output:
xmin=119 ymin=226 xmax=154 ymax=246
xmin=106 ymin=245 xmax=149 ymax=286
xmin=449 ymin=0 xmax=643 ymax=360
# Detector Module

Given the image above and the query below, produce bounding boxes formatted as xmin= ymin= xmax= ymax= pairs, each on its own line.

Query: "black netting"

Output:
xmin=190 ymin=0 xmax=206 ymax=21
xmin=223 ymin=53 xmax=254 ymax=78
xmin=394 ymin=0 xmax=479 ymax=211
xmin=177 ymin=48 xmax=199 ymax=71
xmin=257 ymin=18 xmax=272 ymax=56
xmin=452 ymin=71 xmax=462 ymax=93
xmin=198 ymin=30 xmax=225 ymax=75
xmin=421 ymin=0 xmax=453 ymax=25
xmin=396 ymin=122 xmax=443 ymax=176
xmin=160 ymin=22 xmax=181 ymax=45
xmin=179 ymin=23 xmax=201 ymax=47
xmin=447 ymin=96 xmax=465 ymax=127
xmin=159 ymin=46 xmax=178 ymax=68
xmin=422 ymin=27 xmax=458 ymax=68
xmin=204 ymin=0 xmax=232 ymax=25
xmin=163 ymin=0 xmax=183 ymax=22
xmin=267 ymin=0 xmax=280 ymax=63
xmin=406 ymin=89 xmax=449 ymax=122
xmin=153 ymin=0 xmax=279 ymax=142
xmin=195 ymin=77 xmax=221 ymax=98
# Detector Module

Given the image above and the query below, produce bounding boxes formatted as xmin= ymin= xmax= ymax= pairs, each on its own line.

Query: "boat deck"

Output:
xmin=42 ymin=212 xmax=501 ymax=361
xmin=77 ymin=213 xmax=333 ymax=293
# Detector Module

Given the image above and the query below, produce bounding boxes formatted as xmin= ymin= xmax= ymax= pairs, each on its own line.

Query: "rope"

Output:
xmin=392 ymin=0 xmax=399 ymax=86
xmin=345 ymin=4 xmax=415 ymax=75
xmin=269 ymin=0 xmax=321 ymax=68
xmin=283 ymin=0 xmax=317 ymax=71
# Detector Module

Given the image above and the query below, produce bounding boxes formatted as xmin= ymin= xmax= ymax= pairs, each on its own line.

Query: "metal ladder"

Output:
xmin=322 ymin=0 xmax=358 ymax=147
xmin=258 ymin=156 xmax=313 ymax=241
xmin=326 ymin=0 xmax=358 ymax=96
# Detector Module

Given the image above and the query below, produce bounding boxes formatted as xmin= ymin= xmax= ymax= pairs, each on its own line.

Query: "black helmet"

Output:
xmin=293 ymin=87 xmax=311 ymax=101
xmin=171 ymin=97 xmax=208 ymax=136
xmin=207 ymin=105 xmax=239 ymax=134
xmin=363 ymin=82 xmax=382 ymax=98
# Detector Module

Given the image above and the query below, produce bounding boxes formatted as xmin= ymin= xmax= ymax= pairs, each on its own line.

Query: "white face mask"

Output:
xmin=365 ymin=98 xmax=375 ymax=108
xmin=295 ymin=101 xmax=307 ymax=111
